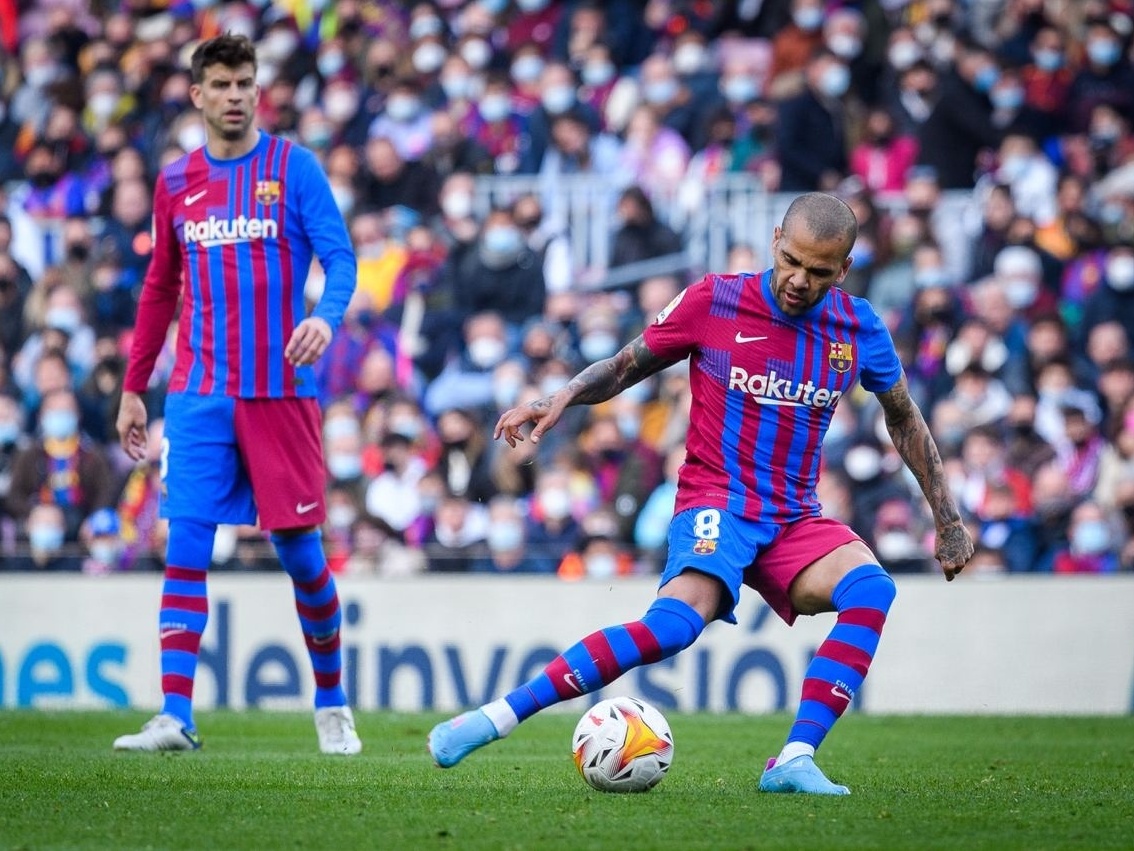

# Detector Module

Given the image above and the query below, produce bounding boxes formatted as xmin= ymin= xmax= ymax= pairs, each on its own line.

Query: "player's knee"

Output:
xmin=640 ymin=597 xmax=705 ymax=656
xmin=836 ymin=563 xmax=897 ymax=614
xmin=167 ymin=519 xmax=218 ymax=568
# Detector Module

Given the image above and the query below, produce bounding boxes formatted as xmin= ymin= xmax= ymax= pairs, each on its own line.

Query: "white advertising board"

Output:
xmin=1 ymin=575 xmax=1131 ymax=714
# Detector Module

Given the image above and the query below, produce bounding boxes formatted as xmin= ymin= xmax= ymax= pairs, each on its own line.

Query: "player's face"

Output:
xmin=191 ymin=63 xmax=259 ymax=144
xmin=768 ymin=223 xmax=852 ymax=315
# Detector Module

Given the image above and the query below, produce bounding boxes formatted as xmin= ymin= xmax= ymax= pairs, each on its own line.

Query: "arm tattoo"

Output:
xmin=566 ymin=336 xmax=677 ymax=406
xmin=878 ymin=376 xmax=962 ymax=527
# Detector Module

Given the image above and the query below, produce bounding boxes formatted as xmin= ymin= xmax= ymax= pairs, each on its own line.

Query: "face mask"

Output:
xmin=409 ymin=16 xmax=443 ymax=40
xmin=1071 ymin=520 xmax=1111 ymax=556
xmin=436 ymin=72 xmax=470 ymax=101
xmin=1033 ymin=48 xmax=1063 ymax=72
xmin=467 ymin=336 xmax=506 ymax=368
xmin=42 ymin=410 xmax=78 ymax=440
xmin=0 ymin=421 xmax=18 ymax=445
xmin=318 ymin=51 xmax=346 ymax=78
xmin=478 ymin=93 xmax=512 ymax=123
xmin=582 ymin=61 xmax=616 ymax=87
xmin=327 ymin=504 xmax=357 ymax=529
xmin=303 ymin=123 xmax=333 ymax=149
xmin=177 ymin=124 xmax=208 ymax=152
xmin=262 ymin=31 xmax=299 ymax=61
xmin=1004 ymin=277 xmax=1037 ymax=309
xmin=844 ymin=445 xmax=882 ymax=481
xmin=460 ymin=39 xmax=492 ymax=71
xmin=540 ymin=375 xmax=569 ymax=397
xmin=45 ymin=306 xmax=81 ymax=333
xmin=818 ymin=64 xmax=851 ymax=98
xmin=389 ymin=417 xmax=422 ymax=441
xmin=673 ymin=43 xmax=706 ymax=75
xmin=579 ymin=332 xmax=620 ymax=362
xmin=617 ymin=414 xmax=641 ymax=440
xmin=585 ymin=552 xmax=618 ymax=578
xmin=793 ymin=7 xmax=823 ymax=30
xmin=327 ymin=452 xmax=363 ymax=481
xmin=26 ymin=65 xmax=57 ymax=88
xmin=827 ymin=34 xmax=863 ymax=61
xmin=441 ymin=190 xmax=474 ymax=220
xmin=541 ymin=84 xmax=575 ymax=115
xmin=412 ymin=43 xmax=446 ymax=75
xmin=325 ymin=91 xmax=359 ymax=123
xmin=483 ymin=224 xmax=523 ymax=254
xmin=888 ymin=42 xmax=922 ymax=70
xmin=643 ymin=78 xmax=678 ymax=105
xmin=488 ymin=521 xmax=524 ymax=552
xmin=875 ymin=531 xmax=920 ymax=561
xmin=511 ymin=55 xmax=545 ymax=84
xmin=998 ymin=154 xmax=1029 ymax=181
xmin=331 ymin=185 xmax=355 ymax=215
xmin=974 ymin=66 xmax=1000 ymax=93
xmin=1106 ymin=256 xmax=1134 ymax=291
xmin=90 ymin=541 xmax=119 ymax=565
xmin=386 ymin=95 xmax=420 ymax=122
xmin=991 ymin=87 xmax=1024 ymax=111
xmin=914 ymin=268 xmax=950 ymax=289
xmin=494 ymin=376 xmax=523 ymax=409
xmin=1087 ymin=39 xmax=1121 ymax=67
xmin=722 ymin=75 xmax=759 ymax=104
xmin=324 ymin=416 xmax=360 ymax=441
xmin=89 ymin=92 xmax=118 ymax=119
xmin=30 ymin=525 xmax=64 ymax=553
xmin=479 ymin=0 xmax=508 ymax=14
xmin=516 ymin=0 xmax=550 ymax=12
xmin=539 ymin=488 xmax=572 ymax=521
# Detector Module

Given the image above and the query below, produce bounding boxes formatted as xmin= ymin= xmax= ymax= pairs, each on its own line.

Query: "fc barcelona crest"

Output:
xmin=693 ymin=539 xmax=717 ymax=555
xmin=828 ymin=341 xmax=853 ymax=373
xmin=255 ymin=180 xmax=281 ymax=206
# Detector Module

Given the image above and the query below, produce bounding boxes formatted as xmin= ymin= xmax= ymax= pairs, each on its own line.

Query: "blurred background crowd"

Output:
xmin=1 ymin=0 xmax=1133 ymax=576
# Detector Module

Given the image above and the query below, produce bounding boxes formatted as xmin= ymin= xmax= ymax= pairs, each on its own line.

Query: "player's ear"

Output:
xmin=188 ymin=83 xmax=203 ymax=109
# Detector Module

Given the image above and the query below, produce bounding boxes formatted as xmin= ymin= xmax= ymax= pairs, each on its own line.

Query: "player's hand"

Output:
xmin=286 ymin=317 xmax=333 ymax=366
xmin=935 ymin=520 xmax=974 ymax=582
xmin=117 ymin=391 xmax=149 ymax=462
xmin=494 ymin=392 xmax=570 ymax=448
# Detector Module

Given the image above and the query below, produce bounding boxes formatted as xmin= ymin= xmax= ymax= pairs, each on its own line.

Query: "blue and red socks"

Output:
xmin=159 ymin=519 xmax=215 ymax=731
xmin=484 ymin=597 xmax=705 ymax=736
xmin=272 ymin=530 xmax=347 ymax=709
xmin=777 ymin=563 xmax=896 ymax=765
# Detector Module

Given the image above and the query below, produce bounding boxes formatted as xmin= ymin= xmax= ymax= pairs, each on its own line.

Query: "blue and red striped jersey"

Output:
xmin=124 ymin=131 xmax=356 ymax=398
xmin=642 ymin=270 xmax=903 ymax=524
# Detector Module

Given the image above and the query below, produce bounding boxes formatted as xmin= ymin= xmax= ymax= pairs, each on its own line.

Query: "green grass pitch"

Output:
xmin=1 ymin=711 xmax=1131 ymax=850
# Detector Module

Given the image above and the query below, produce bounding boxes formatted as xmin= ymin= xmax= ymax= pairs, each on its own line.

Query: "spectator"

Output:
xmin=610 ymin=185 xmax=684 ymax=280
xmin=525 ymin=465 xmax=582 ymax=574
xmin=1052 ymin=499 xmax=1121 ymax=573
xmin=520 ymin=60 xmax=600 ymax=174
xmin=368 ymin=77 xmax=434 ymax=161
xmin=1081 ymin=241 xmax=1134 ymax=345
xmin=4 ymin=502 xmax=83 ymax=571
xmin=424 ymin=491 xmax=488 ymax=573
xmin=451 ymin=209 xmax=547 ymax=330
xmin=357 ymin=136 xmax=440 ymax=218
xmin=1065 ymin=18 xmax=1134 ymax=134
xmin=80 ymin=506 xmax=125 ymax=574
xmin=775 ymin=49 xmax=852 ymax=192
xmin=850 ymin=106 xmax=920 ymax=197
xmin=472 ymin=495 xmax=542 ymax=573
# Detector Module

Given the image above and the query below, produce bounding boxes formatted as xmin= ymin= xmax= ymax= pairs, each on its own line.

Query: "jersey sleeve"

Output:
xmin=123 ymin=172 xmax=182 ymax=394
xmin=641 ymin=275 xmax=712 ymax=361
xmin=292 ymin=146 xmax=357 ymax=334
xmin=856 ymin=301 xmax=904 ymax=393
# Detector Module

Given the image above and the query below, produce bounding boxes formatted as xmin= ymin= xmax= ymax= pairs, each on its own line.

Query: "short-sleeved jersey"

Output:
xmin=642 ymin=269 xmax=903 ymax=524
xmin=124 ymin=131 xmax=356 ymax=399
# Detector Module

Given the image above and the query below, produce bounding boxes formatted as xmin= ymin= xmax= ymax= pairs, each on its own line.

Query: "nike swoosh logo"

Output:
xmin=296 ymin=501 xmax=319 ymax=514
xmin=831 ymin=686 xmax=852 ymax=702
xmin=735 ymin=332 xmax=768 ymax=343
xmin=159 ymin=629 xmax=185 ymax=640
xmin=563 ymin=673 xmax=583 ymax=694
xmin=184 ymin=190 xmax=207 ymax=206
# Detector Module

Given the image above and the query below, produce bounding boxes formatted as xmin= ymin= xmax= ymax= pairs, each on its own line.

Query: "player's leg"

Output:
xmin=428 ymin=507 xmax=760 ymax=768
xmin=752 ymin=520 xmax=895 ymax=795
xmin=236 ymin=398 xmax=359 ymax=755
xmin=115 ymin=394 xmax=251 ymax=752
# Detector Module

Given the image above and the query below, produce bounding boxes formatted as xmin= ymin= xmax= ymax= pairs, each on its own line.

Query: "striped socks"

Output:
xmin=159 ymin=520 xmax=216 ymax=730
xmin=781 ymin=564 xmax=896 ymax=759
xmin=272 ymin=531 xmax=346 ymax=709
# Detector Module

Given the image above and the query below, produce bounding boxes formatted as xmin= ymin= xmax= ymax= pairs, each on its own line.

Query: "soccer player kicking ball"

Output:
xmin=429 ymin=193 xmax=974 ymax=793
xmin=113 ymin=34 xmax=361 ymax=755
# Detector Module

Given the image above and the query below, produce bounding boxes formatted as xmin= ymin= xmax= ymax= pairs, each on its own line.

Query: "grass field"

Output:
xmin=1 ymin=711 xmax=1131 ymax=851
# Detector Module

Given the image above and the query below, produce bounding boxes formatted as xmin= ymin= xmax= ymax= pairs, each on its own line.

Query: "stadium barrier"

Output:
xmin=1 ymin=574 xmax=1132 ymax=715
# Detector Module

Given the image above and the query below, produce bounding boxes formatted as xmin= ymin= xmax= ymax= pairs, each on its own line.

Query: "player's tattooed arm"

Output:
xmin=565 ymin=335 xmax=677 ymax=406
xmin=877 ymin=374 xmax=974 ymax=581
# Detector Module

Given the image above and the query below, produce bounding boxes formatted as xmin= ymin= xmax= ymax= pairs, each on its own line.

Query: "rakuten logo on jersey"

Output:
xmin=728 ymin=366 xmax=842 ymax=408
xmin=184 ymin=215 xmax=279 ymax=247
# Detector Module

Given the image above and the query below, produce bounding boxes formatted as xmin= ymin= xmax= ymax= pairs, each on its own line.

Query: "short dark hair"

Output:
xmin=190 ymin=33 xmax=257 ymax=84
xmin=782 ymin=192 xmax=858 ymax=248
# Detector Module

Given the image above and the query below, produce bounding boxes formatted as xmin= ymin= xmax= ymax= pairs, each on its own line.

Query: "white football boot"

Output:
xmin=113 ymin=714 xmax=202 ymax=752
xmin=315 ymin=706 xmax=363 ymax=755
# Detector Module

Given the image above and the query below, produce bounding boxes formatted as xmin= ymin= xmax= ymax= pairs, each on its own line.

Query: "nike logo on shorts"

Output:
xmin=296 ymin=501 xmax=319 ymax=514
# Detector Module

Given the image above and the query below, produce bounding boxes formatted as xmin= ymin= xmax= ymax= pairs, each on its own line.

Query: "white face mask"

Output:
xmin=538 ymin=488 xmax=572 ymax=521
xmin=844 ymin=445 xmax=882 ymax=481
xmin=412 ymin=43 xmax=447 ymax=75
xmin=327 ymin=505 xmax=357 ymax=530
xmin=441 ymin=190 xmax=474 ymax=220
xmin=673 ymin=43 xmax=706 ymax=75
xmin=585 ymin=552 xmax=618 ymax=578
xmin=467 ymin=336 xmax=506 ymax=369
xmin=888 ymin=41 xmax=923 ymax=70
xmin=327 ymin=452 xmax=363 ymax=481
xmin=89 ymin=92 xmax=118 ymax=119
xmin=409 ymin=16 xmax=443 ymax=40
xmin=827 ymin=34 xmax=863 ymax=60
xmin=541 ymin=84 xmax=575 ymax=115
xmin=386 ymin=95 xmax=420 ymax=123
xmin=90 ymin=541 xmax=120 ymax=565
xmin=324 ymin=91 xmax=359 ymax=123
xmin=488 ymin=521 xmax=524 ymax=552
xmin=511 ymin=55 xmax=544 ymax=84
xmin=460 ymin=39 xmax=492 ymax=71
xmin=177 ymin=124 xmax=208 ymax=152
xmin=1106 ymin=256 xmax=1134 ymax=291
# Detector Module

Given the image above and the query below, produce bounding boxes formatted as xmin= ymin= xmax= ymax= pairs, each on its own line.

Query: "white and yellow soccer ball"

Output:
xmin=571 ymin=696 xmax=674 ymax=793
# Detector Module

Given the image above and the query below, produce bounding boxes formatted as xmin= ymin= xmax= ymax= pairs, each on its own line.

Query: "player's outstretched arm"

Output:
xmin=876 ymin=374 xmax=974 ymax=581
xmin=494 ymin=335 xmax=676 ymax=447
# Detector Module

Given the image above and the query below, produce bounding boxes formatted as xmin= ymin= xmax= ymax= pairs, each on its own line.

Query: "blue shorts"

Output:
xmin=160 ymin=393 xmax=326 ymax=529
xmin=660 ymin=508 xmax=862 ymax=625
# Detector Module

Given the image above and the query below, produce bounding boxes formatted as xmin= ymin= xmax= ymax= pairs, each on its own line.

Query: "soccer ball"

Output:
xmin=571 ymin=697 xmax=674 ymax=793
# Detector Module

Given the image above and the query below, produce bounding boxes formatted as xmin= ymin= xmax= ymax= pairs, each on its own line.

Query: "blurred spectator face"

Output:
xmin=350 ymin=211 xmax=386 ymax=256
xmin=39 ymin=390 xmax=79 ymax=441
xmin=85 ymin=69 xmax=123 ymax=125
xmin=439 ymin=172 xmax=476 ymax=221
xmin=1086 ymin=321 xmax=1130 ymax=366
xmin=384 ymin=83 xmax=423 ymax=124
xmin=0 ymin=395 xmax=22 ymax=447
xmin=493 ymin=359 xmax=527 ymax=410
xmin=719 ymin=57 xmax=761 ymax=106
xmin=1030 ymin=26 xmax=1066 ymax=72
xmin=479 ymin=210 xmax=525 ymax=271
xmin=539 ymin=63 xmax=577 ymax=115
xmin=440 ymin=55 xmax=475 ymax=102
xmin=43 ymin=285 xmax=85 ymax=335
xmin=511 ymin=194 xmax=543 ymax=234
xmin=1105 ymin=246 xmax=1134 ymax=293
xmin=550 ymin=112 xmax=590 ymax=156
xmin=1027 ymin=316 xmax=1068 ymax=364
xmin=85 ymin=508 xmax=123 ymax=567
xmin=535 ymin=467 xmax=574 ymax=522
xmin=1061 ymin=407 xmax=1097 ymax=448
xmin=640 ymin=55 xmax=679 ymax=107
xmin=463 ymin=311 xmax=508 ymax=368
xmin=323 ymin=80 xmax=360 ymax=127
xmin=824 ymin=9 xmax=865 ymax=61
xmin=625 ymin=105 xmax=662 ymax=149
xmin=457 ymin=33 xmax=493 ymax=73
xmin=28 ymin=503 xmax=66 ymax=556
xmin=365 ymin=137 xmax=403 ymax=180
xmin=638 ymin=275 xmax=680 ymax=319
xmin=911 ymin=244 xmax=951 ymax=289
xmin=387 ymin=400 xmax=426 ymax=443
xmin=478 ymin=76 xmax=514 ymax=124
xmin=357 ymin=348 xmax=395 ymax=397
xmin=1085 ymin=23 xmax=1122 ymax=69
xmin=727 ymin=244 xmax=758 ymax=274
xmin=324 ymin=408 xmax=363 ymax=482
xmin=969 ymin=281 xmax=1015 ymax=335
xmin=580 ymin=44 xmax=616 ymax=89
xmin=486 ymin=497 xmax=526 ymax=555
xmin=989 ymin=70 xmax=1025 ymax=114
xmin=298 ymin=106 xmax=334 ymax=151
xmin=510 ymin=45 xmax=545 ymax=88
xmin=112 ymin=179 xmax=152 ymax=229
xmin=412 ymin=36 xmax=447 ymax=76
xmin=1068 ymin=501 xmax=1113 ymax=556
xmin=1098 ymin=361 xmax=1134 ymax=413
xmin=863 ymin=108 xmax=897 ymax=145
xmin=566 ymin=5 xmax=605 ymax=64
xmin=24 ymin=145 xmax=64 ymax=190
xmin=904 ymin=170 xmax=941 ymax=217
xmin=111 ymin=148 xmax=146 ymax=184
xmin=887 ymin=28 xmax=924 ymax=71
xmin=437 ymin=407 xmax=479 ymax=448
xmin=808 ymin=53 xmax=851 ymax=99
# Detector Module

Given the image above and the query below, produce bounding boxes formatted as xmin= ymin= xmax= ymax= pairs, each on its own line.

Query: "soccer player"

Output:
xmin=112 ymin=34 xmax=361 ymax=755
xmin=428 ymin=192 xmax=974 ymax=793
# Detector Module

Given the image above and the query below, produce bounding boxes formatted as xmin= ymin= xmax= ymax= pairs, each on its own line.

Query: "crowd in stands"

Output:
xmin=1 ymin=0 xmax=1133 ymax=576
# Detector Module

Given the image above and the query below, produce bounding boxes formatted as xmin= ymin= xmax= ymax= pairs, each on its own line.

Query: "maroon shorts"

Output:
xmin=743 ymin=516 xmax=864 ymax=625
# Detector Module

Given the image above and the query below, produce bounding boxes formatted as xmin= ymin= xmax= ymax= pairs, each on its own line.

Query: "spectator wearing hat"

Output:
xmin=80 ymin=506 xmax=124 ymax=573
